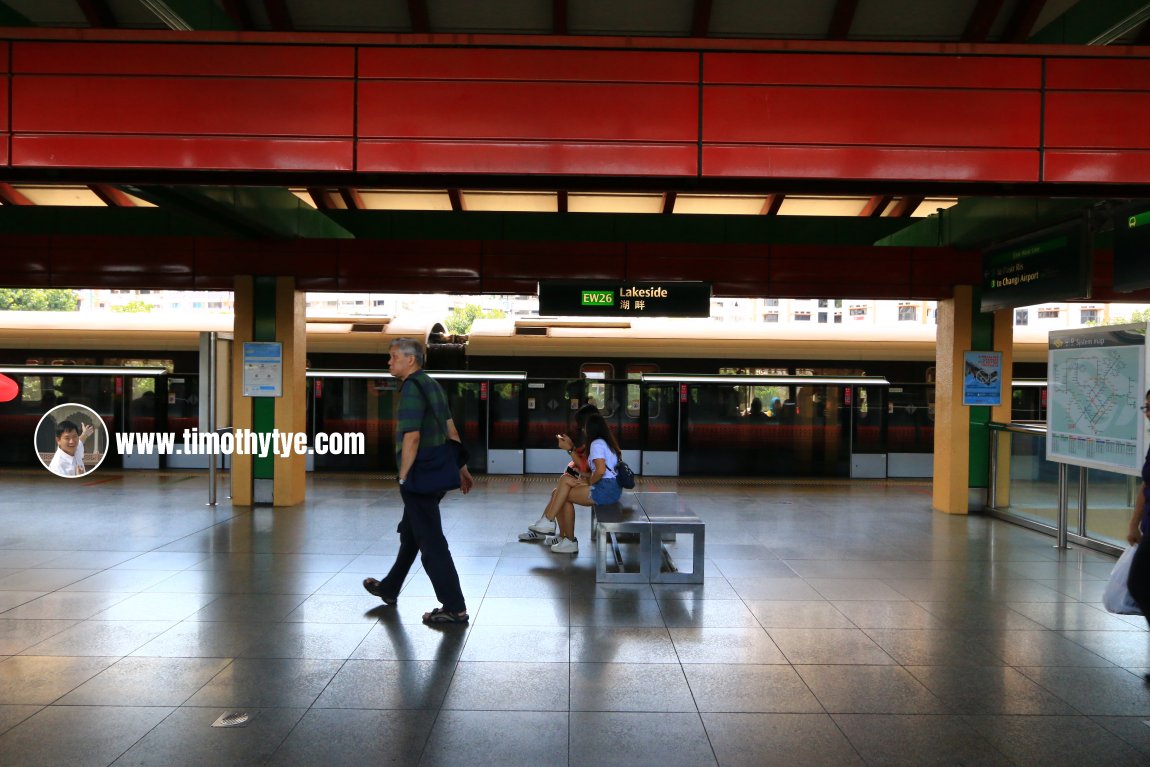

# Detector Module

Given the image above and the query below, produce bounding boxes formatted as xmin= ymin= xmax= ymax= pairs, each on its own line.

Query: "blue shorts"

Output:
xmin=590 ymin=477 xmax=622 ymax=505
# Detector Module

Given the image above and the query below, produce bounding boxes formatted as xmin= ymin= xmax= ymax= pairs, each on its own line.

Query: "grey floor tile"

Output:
xmin=0 ymin=592 xmax=131 ymax=621
xmin=420 ymin=710 xmax=568 ymax=767
xmin=831 ymin=600 xmax=944 ymax=629
xmin=458 ymin=625 xmax=570 ymax=663
xmin=0 ymin=704 xmax=41 ymax=736
xmin=570 ymin=626 xmax=678 ymax=664
xmin=1092 ymin=715 xmax=1150 ymax=759
xmin=906 ymin=665 xmax=1078 ymax=715
xmin=797 ymin=665 xmax=948 ymax=714
xmin=56 ymin=656 xmax=231 ymax=706
xmin=473 ymin=597 xmax=570 ymax=627
xmin=670 ymin=627 xmax=788 ymax=664
xmin=861 ymin=628 xmax=1007 ymax=667
xmin=266 ymin=708 xmax=435 ymax=767
xmin=0 ymin=619 xmax=80 ymax=654
xmin=656 ymin=597 xmax=760 ymax=628
xmin=767 ymin=628 xmax=895 ymax=665
xmin=1057 ymin=629 xmax=1150 ymax=667
xmin=314 ymin=659 xmax=457 ymax=710
xmin=570 ymin=711 xmax=717 ymax=767
xmin=112 ymin=552 xmax=209 ymax=570
xmin=569 ymin=596 xmax=667 ymax=627
xmin=443 ymin=661 xmax=568 ymax=711
xmin=129 ymin=620 xmax=273 ymax=658
xmin=92 ymin=592 xmax=218 ymax=622
xmin=238 ymin=621 xmax=373 ymax=659
xmin=993 ymin=630 xmax=1115 ymax=667
xmin=283 ymin=594 xmax=397 ymax=623
xmin=570 ymin=662 xmax=695 ymax=712
xmin=0 ymin=592 xmax=48 ymax=613
xmin=651 ymin=578 xmax=740 ymax=600
xmin=0 ymin=569 xmax=99 ymax=592
xmin=806 ymin=578 xmax=910 ymax=601
xmin=0 ymin=655 xmax=118 ymax=704
xmin=1007 ymin=600 xmax=1145 ymax=631
xmin=483 ymin=574 xmax=569 ymax=600
xmin=0 ymin=705 xmax=172 ymax=767
xmin=833 ymin=713 xmax=1014 ymax=766
xmin=918 ymin=601 xmax=1048 ymax=631
xmin=59 ymin=570 xmax=179 ymax=593
xmin=744 ymin=600 xmax=853 ymax=629
xmin=351 ymin=620 xmax=468 ymax=661
xmin=1015 ymin=666 xmax=1150 ymax=716
xmin=184 ymin=593 xmax=310 ymax=622
xmin=702 ymin=712 xmax=863 ymax=766
xmin=727 ymin=577 xmax=824 ymax=601
xmin=185 ymin=657 xmax=343 ymax=708
xmin=22 ymin=620 xmax=176 ymax=657
xmin=114 ymin=706 xmax=308 ymax=767
xmin=966 ymin=714 xmax=1149 ymax=766
xmin=684 ymin=663 xmax=822 ymax=713
xmin=711 ymin=559 xmax=798 ymax=579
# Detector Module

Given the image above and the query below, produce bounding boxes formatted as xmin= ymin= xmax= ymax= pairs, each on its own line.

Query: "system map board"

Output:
xmin=1047 ymin=324 xmax=1148 ymax=476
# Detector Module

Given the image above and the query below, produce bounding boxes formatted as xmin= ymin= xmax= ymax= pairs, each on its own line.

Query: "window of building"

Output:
xmin=794 ymin=312 xmax=811 ymax=321
xmin=849 ymin=307 xmax=866 ymax=317
xmin=898 ymin=305 xmax=917 ymax=321
xmin=1015 ymin=309 xmax=1028 ymax=326
xmin=817 ymin=312 xmax=828 ymax=323
xmin=766 ymin=298 xmax=779 ymax=307
xmin=834 ymin=299 xmax=842 ymax=308
xmin=834 ymin=314 xmax=842 ymax=324
xmin=818 ymin=299 xmax=828 ymax=308
xmin=1080 ymin=308 xmax=1100 ymax=324
xmin=1037 ymin=308 xmax=1060 ymax=319
xmin=764 ymin=312 xmax=779 ymax=323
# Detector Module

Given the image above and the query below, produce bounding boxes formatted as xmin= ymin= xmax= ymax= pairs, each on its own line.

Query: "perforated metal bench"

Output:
xmin=592 ymin=491 xmax=704 ymax=584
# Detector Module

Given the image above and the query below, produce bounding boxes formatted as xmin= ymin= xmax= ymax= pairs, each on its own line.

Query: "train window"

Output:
xmin=625 ymin=364 xmax=658 ymax=418
xmin=580 ymin=364 xmax=613 ymax=414
xmin=105 ymin=358 xmax=175 ymax=373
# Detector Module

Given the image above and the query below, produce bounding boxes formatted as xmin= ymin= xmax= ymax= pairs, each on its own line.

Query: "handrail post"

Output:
xmin=1055 ymin=462 xmax=1070 ymax=550
xmin=988 ymin=426 xmax=999 ymax=510
xmin=1077 ymin=466 xmax=1088 ymax=536
xmin=206 ymin=331 xmax=218 ymax=507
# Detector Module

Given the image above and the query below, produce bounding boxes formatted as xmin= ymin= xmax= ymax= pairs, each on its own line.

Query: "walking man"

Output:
xmin=363 ymin=337 xmax=473 ymax=624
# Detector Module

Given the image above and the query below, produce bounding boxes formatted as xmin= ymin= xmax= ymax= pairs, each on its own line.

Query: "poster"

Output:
xmin=962 ymin=351 xmax=1002 ymax=406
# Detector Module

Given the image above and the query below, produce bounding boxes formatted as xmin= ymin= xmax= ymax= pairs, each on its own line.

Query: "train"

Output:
xmin=0 ymin=312 xmax=1051 ymax=478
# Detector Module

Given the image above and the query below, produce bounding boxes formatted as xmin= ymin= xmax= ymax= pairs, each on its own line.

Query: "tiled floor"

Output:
xmin=1 ymin=470 xmax=1149 ymax=766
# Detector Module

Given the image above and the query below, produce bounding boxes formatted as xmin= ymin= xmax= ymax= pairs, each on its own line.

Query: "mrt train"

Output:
xmin=0 ymin=312 xmax=1049 ymax=478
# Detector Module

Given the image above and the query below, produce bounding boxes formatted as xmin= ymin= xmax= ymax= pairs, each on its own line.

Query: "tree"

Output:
xmin=0 ymin=288 xmax=79 ymax=311
xmin=1093 ymin=308 xmax=1150 ymax=327
xmin=445 ymin=303 xmax=505 ymax=335
xmin=111 ymin=300 xmax=158 ymax=313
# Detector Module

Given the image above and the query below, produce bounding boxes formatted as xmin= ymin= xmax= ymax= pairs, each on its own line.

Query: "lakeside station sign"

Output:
xmin=538 ymin=281 xmax=712 ymax=317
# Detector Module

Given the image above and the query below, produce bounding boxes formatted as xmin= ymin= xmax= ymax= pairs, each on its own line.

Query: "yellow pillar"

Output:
xmin=991 ymin=308 xmax=1014 ymax=508
xmin=230 ymin=275 xmax=307 ymax=507
xmin=933 ymin=285 xmax=973 ymax=514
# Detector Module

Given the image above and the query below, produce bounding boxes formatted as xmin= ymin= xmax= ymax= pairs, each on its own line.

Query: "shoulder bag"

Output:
xmin=615 ymin=457 xmax=636 ymax=489
xmin=403 ymin=376 xmax=469 ymax=495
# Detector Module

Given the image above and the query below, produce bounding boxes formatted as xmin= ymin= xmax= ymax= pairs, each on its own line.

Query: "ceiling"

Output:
xmin=0 ymin=0 xmax=1146 ymax=254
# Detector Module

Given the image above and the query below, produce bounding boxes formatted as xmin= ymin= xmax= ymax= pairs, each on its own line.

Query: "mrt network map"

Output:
xmin=1048 ymin=328 xmax=1146 ymax=475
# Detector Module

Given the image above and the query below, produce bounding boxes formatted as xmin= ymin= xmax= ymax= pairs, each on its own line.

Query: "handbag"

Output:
xmin=615 ymin=458 xmax=636 ymax=489
xmin=1103 ymin=545 xmax=1142 ymax=615
xmin=402 ymin=376 xmax=469 ymax=495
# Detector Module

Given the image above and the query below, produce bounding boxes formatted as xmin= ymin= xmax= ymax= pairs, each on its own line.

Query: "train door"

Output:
xmin=435 ymin=378 xmax=486 ymax=473
xmin=122 ymin=374 xmax=162 ymax=469
xmin=523 ymin=378 xmax=579 ymax=473
xmin=850 ymin=384 xmax=887 ymax=478
xmin=488 ymin=378 xmax=524 ymax=474
xmin=886 ymin=383 xmax=935 ymax=477
xmin=641 ymin=380 xmax=679 ymax=476
xmin=309 ymin=374 xmax=397 ymax=471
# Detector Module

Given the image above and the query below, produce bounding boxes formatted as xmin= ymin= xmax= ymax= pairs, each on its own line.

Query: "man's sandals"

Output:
xmin=362 ymin=578 xmax=398 ymax=606
xmin=422 ymin=607 xmax=469 ymax=624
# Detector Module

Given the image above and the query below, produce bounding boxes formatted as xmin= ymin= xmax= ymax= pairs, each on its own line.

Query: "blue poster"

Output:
xmin=963 ymin=351 xmax=1002 ymax=406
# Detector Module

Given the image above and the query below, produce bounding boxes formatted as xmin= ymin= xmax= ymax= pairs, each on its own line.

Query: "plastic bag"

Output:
xmin=1103 ymin=545 xmax=1143 ymax=615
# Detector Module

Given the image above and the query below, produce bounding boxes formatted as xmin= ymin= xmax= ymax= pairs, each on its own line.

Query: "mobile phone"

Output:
xmin=565 ymin=466 xmax=580 ymax=479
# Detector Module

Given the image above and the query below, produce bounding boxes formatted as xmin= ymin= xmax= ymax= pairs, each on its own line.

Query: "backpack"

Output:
xmin=615 ymin=459 xmax=636 ymax=489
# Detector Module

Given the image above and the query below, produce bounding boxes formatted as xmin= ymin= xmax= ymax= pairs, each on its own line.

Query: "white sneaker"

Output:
xmin=528 ymin=516 xmax=556 ymax=535
xmin=550 ymin=537 xmax=578 ymax=554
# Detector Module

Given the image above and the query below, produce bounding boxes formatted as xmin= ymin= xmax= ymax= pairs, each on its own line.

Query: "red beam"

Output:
xmin=89 ymin=184 xmax=136 ymax=207
xmin=828 ymin=0 xmax=858 ymax=40
xmin=760 ymin=194 xmax=784 ymax=215
xmin=887 ymin=196 xmax=923 ymax=217
xmin=339 ymin=188 xmax=363 ymax=210
xmin=448 ymin=189 xmax=465 ymax=212
xmin=662 ymin=192 xmax=676 ymax=214
xmin=557 ymin=189 xmax=568 ymax=213
xmin=860 ymin=195 xmax=891 ymax=217
xmin=963 ymin=0 xmax=1005 ymax=42
xmin=0 ymin=184 xmax=33 ymax=206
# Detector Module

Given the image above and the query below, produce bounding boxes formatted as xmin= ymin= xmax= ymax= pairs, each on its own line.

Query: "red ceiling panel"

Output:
xmin=702 ymin=145 xmax=1039 ymax=182
xmin=358 ymin=140 xmax=697 ymax=176
xmin=0 ymin=237 xmax=51 ymax=275
xmin=703 ymin=87 xmax=1039 ymax=147
xmin=14 ymin=77 xmax=354 ymax=137
xmin=483 ymin=241 xmax=626 ymax=282
xmin=358 ymin=82 xmax=697 ymax=142
xmin=1046 ymin=58 xmax=1150 ymax=91
xmin=48 ymin=237 xmax=195 ymax=275
xmin=705 ymin=52 xmax=1040 ymax=89
xmin=13 ymin=136 xmax=353 ymax=170
xmin=1044 ymin=150 xmax=1150 ymax=184
xmin=13 ymin=42 xmax=354 ymax=78
xmin=1045 ymin=92 xmax=1150 ymax=149
xmin=908 ymin=247 xmax=979 ymax=294
xmin=51 ymin=273 xmax=196 ymax=289
xmin=771 ymin=245 xmax=915 ymax=298
xmin=195 ymin=240 xmax=342 ymax=278
xmin=359 ymin=48 xmax=697 ymax=83
xmin=0 ymin=42 xmax=6 ymax=73
xmin=338 ymin=240 xmax=482 ymax=280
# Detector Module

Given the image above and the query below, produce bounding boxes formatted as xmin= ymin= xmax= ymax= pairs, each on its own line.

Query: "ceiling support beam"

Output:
xmin=760 ymin=194 xmax=784 ymax=216
xmin=962 ymin=0 xmax=1005 ymax=41
xmin=339 ymin=188 xmax=364 ymax=211
xmin=138 ymin=0 xmax=237 ymax=30
xmin=89 ymin=184 xmax=136 ymax=207
xmin=0 ymin=184 xmax=33 ymax=206
xmin=1003 ymin=0 xmax=1047 ymax=41
xmin=877 ymin=197 xmax=1094 ymax=249
xmin=76 ymin=0 xmax=116 ymax=27
xmin=886 ymin=197 xmax=923 ymax=218
xmin=692 ymin=0 xmax=712 ymax=37
xmin=219 ymin=0 xmax=254 ymax=28
xmin=263 ymin=0 xmax=292 ymax=31
xmin=828 ymin=0 xmax=858 ymax=39
xmin=860 ymin=195 xmax=891 ymax=217
xmin=1030 ymin=0 xmax=1150 ymax=44
xmin=557 ymin=190 xmax=568 ymax=214
xmin=447 ymin=189 xmax=465 ymax=212
xmin=125 ymin=185 xmax=353 ymax=239
xmin=662 ymin=192 xmax=677 ymax=215
xmin=552 ymin=0 xmax=566 ymax=34
xmin=408 ymin=0 xmax=429 ymax=33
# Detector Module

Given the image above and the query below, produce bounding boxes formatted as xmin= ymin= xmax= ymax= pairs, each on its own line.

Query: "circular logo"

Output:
xmin=35 ymin=403 xmax=109 ymax=478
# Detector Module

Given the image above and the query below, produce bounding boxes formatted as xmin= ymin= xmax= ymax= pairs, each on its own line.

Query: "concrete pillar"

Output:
xmin=230 ymin=275 xmax=307 ymax=507
xmin=933 ymin=286 xmax=974 ymax=514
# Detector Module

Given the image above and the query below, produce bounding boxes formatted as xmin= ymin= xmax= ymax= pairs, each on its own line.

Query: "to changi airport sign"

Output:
xmin=1114 ymin=205 xmax=1150 ymax=292
xmin=980 ymin=221 xmax=1090 ymax=312
xmin=538 ymin=281 xmax=711 ymax=317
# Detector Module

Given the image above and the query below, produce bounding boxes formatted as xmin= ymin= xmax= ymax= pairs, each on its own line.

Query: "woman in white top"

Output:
xmin=538 ymin=414 xmax=623 ymax=554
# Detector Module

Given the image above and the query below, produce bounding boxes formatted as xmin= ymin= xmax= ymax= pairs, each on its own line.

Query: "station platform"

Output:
xmin=0 ymin=471 xmax=1147 ymax=766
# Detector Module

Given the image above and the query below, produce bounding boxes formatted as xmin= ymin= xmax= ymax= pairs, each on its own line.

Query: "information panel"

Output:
xmin=1113 ymin=204 xmax=1150 ymax=292
xmin=1047 ymin=324 xmax=1148 ymax=475
xmin=242 ymin=342 xmax=283 ymax=398
xmin=980 ymin=221 xmax=1090 ymax=312
xmin=962 ymin=351 xmax=1002 ymax=406
xmin=538 ymin=281 xmax=711 ymax=318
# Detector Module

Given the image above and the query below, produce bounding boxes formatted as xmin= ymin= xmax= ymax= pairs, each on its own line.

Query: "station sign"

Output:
xmin=980 ymin=221 xmax=1090 ymax=312
xmin=538 ymin=280 xmax=711 ymax=318
xmin=1113 ymin=204 xmax=1150 ymax=292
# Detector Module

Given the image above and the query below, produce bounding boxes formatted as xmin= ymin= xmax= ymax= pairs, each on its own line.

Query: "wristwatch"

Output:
xmin=398 ymin=477 xmax=406 ymax=486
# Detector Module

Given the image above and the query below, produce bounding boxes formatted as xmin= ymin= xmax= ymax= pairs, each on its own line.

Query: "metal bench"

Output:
xmin=593 ymin=491 xmax=704 ymax=584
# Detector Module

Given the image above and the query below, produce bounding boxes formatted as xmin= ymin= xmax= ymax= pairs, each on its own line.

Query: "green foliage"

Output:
xmin=445 ymin=303 xmax=505 ymax=335
xmin=1094 ymin=308 xmax=1150 ymax=327
xmin=0 ymin=288 xmax=79 ymax=311
xmin=111 ymin=300 xmax=157 ymax=313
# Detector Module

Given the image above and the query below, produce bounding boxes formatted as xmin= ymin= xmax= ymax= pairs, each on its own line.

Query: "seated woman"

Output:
xmin=531 ymin=413 xmax=623 ymax=555
xmin=521 ymin=404 xmax=598 ymax=544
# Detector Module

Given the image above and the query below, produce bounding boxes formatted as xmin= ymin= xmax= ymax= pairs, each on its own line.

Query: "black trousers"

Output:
xmin=1128 ymin=538 xmax=1150 ymax=629
xmin=378 ymin=487 xmax=466 ymax=614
